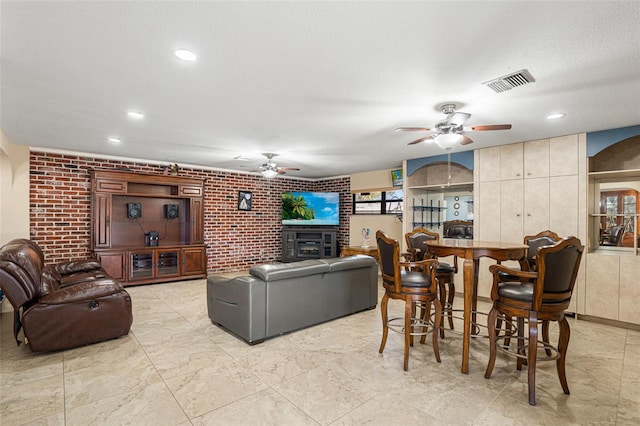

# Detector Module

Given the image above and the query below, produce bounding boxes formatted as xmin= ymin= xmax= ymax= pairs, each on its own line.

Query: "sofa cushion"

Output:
xmin=320 ymin=255 xmax=377 ymax=272
xmin=249 ymin=260 xmax=329 ymax=281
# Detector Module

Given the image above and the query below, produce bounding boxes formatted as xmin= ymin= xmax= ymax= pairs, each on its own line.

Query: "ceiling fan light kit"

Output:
xmin=257 ymin=153 xmax=300 ymax=178
xmin=399 ymin=103 xmax=512 ymax=150
xmin=261 ymin=169 xmax=279 ymax=179
xmin=434 ymin=133 xmax=463 ymax=150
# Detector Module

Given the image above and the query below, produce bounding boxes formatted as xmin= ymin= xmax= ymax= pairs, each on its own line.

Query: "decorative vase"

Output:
xmin=361 ymin=227 xmax=371 ymax=248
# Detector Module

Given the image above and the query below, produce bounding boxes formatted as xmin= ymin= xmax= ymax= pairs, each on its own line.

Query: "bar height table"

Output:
xmin=424 ymin=239 xmax=528 ymax=374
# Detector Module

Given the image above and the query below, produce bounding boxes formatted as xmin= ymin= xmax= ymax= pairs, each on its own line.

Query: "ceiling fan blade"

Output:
xmin=447 ymin=112 xmax=471 ymax=127
xmin=460 ymin=135 xmax=474 ymax=145
xmin=278 ymin=167 xmax=300 ymax=171
xmin=470 ymin=124 xmax=512 ymax=131
xmin=396 ymin=127 xmax=431 ymax=132
xmin=407 ymin=135 xmax=435 ymax=145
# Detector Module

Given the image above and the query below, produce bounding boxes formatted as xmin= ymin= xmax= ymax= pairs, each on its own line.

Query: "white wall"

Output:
xmin=349 ymin=168 xmax=403 ymax=246
xmin=0 ymin=130 xmax=31 ymax=312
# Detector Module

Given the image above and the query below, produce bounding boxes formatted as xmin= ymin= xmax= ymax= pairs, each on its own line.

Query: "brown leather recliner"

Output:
xmin=0 ymin=239 xmax=133 ymax=352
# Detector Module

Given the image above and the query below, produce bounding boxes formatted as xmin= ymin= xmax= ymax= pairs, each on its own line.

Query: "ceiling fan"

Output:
xmin=397 ymin=103 xmax=512 ymax=150
xmin=258 ymin=153 xmax=300 ymax=178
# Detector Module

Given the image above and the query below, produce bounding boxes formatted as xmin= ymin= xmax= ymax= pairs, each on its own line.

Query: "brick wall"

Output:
xmin=29 ymin=152 xmax=350 ymax=272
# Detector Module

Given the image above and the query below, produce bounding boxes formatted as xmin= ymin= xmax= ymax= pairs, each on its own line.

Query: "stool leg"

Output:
xmin=404 ymin=299 xmax=412 ymax=371
xmin=485 ymin=306 xmax=499 ymax=379
xmin=438 ymin=279 xmax=446 ymax=338
xmin=528 ymin=313 xmax=539 ymax=406
xmin=447 ymin=278 xmax=455 ymax=330
xmin=432 ymin=298 xmax=441 ymax=363
xmin=543 ymin=320 xmax=552 ymax=356
xmin=557 ymin=316 xmax=571 ymax=395
xmin=379 ymin=293 xmax=389 ymax=354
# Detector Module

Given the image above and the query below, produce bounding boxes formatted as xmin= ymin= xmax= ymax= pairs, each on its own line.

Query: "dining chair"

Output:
xmin=498 ymin=230 xmax=562 ymax=353
xmin=377 ymin=230 xmax=442 ymax=371
xmin=405 ymin=227 xmax=457 ymax=337
xmin=484 ymin=236 xmax=584 ymax=406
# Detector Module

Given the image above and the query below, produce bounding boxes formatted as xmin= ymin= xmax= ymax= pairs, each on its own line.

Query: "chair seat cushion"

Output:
xmin=400 ymin=270 xmax=432 ymax=288
xmin=436 ymin=263 xmax=455 ymax=273
xmin=498 ymin=282 xmax=569 ymax=304
xmin=498 ymin=282 xmax=533 ymax=301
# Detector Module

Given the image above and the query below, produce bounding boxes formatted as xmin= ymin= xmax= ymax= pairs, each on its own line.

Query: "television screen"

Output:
xmin=282 ymin=192 xmax=340 ymax=226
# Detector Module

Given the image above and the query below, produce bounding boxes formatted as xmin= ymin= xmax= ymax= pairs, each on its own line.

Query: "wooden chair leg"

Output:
xmin=543 ymin=319 xmax=552 ymax=356
xmin=485 ymin=307 xmax=499 ymax=379
xmin=420 ymin=301 xmax=431 ymax=344
xmin=432 ymin=299 xmax=442 ymax=363
xmin=528 ymin=313 xmax=539 ymax=406
xmin=557 ymin=316 xmax=571 ymax=395
xmin=379 ymin=293 xmax=389 ymax=354
xmin=410 ymin=302 xmax=416 ymax=347
xmin=404 ymin=299 xmax=412 ymax=371
xmin=447 ymin=279 xmax=455 ymax=330
xmin=503 ymin=315 xmax=512 ymax=347
xmin=516 ymin=317 xmax=525 ymax=371
xmin=438 ymin=280 xmax=446 ymax=338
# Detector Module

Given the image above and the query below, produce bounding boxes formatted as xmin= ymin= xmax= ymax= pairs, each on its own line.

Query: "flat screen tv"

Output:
xmin=282 ymin=191 xmax=340 ymax=226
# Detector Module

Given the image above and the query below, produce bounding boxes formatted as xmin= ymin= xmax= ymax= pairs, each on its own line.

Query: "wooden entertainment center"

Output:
xmin=281 ymin=227 xmax=337 ymax=262
xmin=90 ymin=170 xmax=207 ymax=286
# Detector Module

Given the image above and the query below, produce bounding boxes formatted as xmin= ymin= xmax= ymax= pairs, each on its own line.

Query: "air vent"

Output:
xmin=483 ymin=69 xmax=535 ymax=93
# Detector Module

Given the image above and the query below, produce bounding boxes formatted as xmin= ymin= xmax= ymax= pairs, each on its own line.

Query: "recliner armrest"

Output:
xmin=39 ymin=279 xmax=125 ymax=305
xmin=53 ymin=260 xmax=103 ymax=276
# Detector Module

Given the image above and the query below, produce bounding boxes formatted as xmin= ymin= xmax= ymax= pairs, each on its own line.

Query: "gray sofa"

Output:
xmin=207 ymin=255 xmax=378 ymax=344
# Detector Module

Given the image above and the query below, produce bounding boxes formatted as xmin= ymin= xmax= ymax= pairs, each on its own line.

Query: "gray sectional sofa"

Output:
xmin=206 ymin=255 xmax=378 ymax=344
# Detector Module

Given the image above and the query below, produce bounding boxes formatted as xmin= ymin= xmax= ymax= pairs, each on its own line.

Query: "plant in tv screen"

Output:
xmin=282 ymin=193 xmax=315 ymax=220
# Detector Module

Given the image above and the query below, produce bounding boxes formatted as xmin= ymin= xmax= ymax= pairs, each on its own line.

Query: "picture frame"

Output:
xmin=391 ymin=169 xmax=403 ymax=187
xmin=238 ymin=191 xmax=252 ymax=211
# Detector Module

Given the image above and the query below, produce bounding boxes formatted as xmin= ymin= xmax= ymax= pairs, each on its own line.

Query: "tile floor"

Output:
xmin=1 ymin=277 xmax=639 ymax=425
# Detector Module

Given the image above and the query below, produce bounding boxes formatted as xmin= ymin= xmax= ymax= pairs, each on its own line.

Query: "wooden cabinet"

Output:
xmin=476 ymin=137 xmax=577 ymax=243
xmin=90 ymin=170 xmax=207 ymax=286
xmin=500 ymin=143 xmax=523 ymax=180
xmin=95 ymin=251 xmax=125 ymax=281
xmin=524 ymin=139 xmax=550 ymax=178
xmin=181 ymin=246 xmax=207 ymax=276
xmin=475 ymin=135 xmax=584 ymax=307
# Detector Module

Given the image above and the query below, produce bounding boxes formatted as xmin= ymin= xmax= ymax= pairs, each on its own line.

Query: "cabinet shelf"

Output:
xmin=412 ymin=206 xmax=447 ymax=211
xmin=90 ymin=169 xmax=206 ymax=286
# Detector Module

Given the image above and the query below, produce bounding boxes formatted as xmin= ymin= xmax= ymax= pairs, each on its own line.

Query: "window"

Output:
xmin=353 ymin=190 xmax=403 ymax=215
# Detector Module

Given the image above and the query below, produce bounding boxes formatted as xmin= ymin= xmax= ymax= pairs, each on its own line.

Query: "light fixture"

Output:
xmin=107 ymin=137 xmax=122 ymax=144
xmin=434 ymin=133 xmax=463 ymax=150
xmin=174 ymin=49 xmax=197 ymax=62
xmin=547 ymin=113 xmax=566 ymax=120
xmin=261 ymin=169 xmax=278 ymax=179
xmin=127 ymin=111 xmax=144 ymax=120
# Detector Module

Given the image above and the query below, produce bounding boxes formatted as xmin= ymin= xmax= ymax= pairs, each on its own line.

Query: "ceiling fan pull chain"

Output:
xmin=447 ymin=151 xmax=452 ymax=185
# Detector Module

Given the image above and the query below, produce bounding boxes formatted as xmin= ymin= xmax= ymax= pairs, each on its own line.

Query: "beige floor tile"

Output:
xmin=191 ymin=388 xmax=317 ymax=426
xmin=163 ymin=358 xmax=268 ymax=418
xmin=0 ymin=373 xmax=64 ymax=425
xmin=273 ymin=363 xmax=377 ymax=425
xmin=1 ymin=276 xmax=638 ymax=425
xmin=65 ymin=376 xmax=189 ymax=426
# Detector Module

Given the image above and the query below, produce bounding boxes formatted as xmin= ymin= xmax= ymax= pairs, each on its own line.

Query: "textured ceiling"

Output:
xmin=1 ymin=1 xmax=639 ymax=178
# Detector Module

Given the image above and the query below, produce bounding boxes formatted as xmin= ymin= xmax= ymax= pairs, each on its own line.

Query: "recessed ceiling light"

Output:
xmin=174 ymin=49 xmax=197 ymax=62
xmin=547 ymin=113 xmax=566 ymax=120
xmin=127 ymin=111 xmax=144 ymax=120
xmin=108 ymin=137 xmax=122 ymax=144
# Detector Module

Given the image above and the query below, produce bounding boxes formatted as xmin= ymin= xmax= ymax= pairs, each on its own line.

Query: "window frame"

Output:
xmin=352 ymin=190 xmax=403 ymax=215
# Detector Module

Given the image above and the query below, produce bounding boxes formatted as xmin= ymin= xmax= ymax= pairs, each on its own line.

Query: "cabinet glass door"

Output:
xmin=157 ymin=250 xmax=180 ymax=277
xmin=130 ymin=252 xmax=153 ymax=280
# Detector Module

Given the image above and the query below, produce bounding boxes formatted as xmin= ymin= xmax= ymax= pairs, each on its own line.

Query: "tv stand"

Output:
xmin=282 ymin=227 xmax=337 ymax=262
